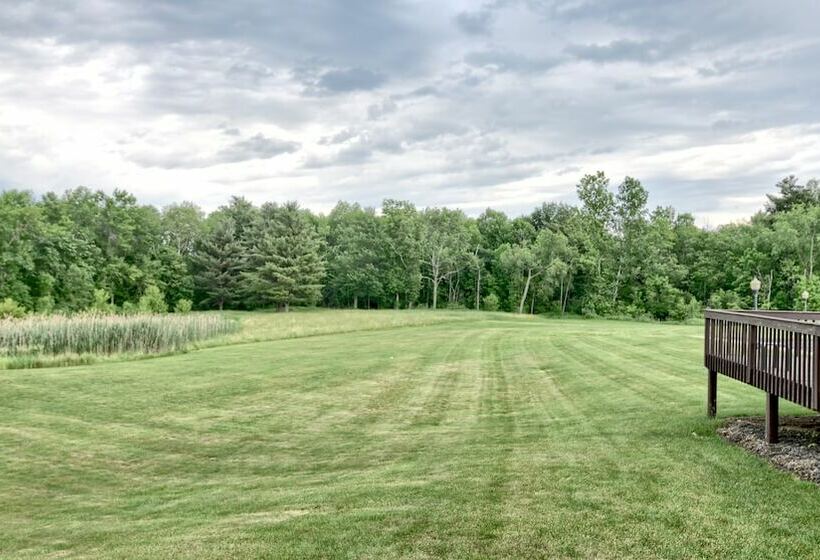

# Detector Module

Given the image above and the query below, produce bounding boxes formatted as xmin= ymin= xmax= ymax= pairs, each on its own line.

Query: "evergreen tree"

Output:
xmin=243 ymin=202 xmax=325 ymax=311
xmin=192 ymin=219 xmax=243 ymax=310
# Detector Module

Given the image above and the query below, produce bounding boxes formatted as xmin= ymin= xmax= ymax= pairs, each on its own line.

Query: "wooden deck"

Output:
xmin=704 ymin=309 xmax=820 ymax=443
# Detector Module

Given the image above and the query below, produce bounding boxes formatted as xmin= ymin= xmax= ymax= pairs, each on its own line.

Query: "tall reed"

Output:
xmin=0 ymin=312 xmax=239 ymax=358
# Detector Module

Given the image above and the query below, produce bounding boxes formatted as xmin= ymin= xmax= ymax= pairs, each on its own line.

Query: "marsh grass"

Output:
xmin=0 ymin=312 xmax=239 ymax=368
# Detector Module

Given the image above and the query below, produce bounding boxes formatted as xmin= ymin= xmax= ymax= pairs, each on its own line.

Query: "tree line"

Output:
xmin=1 ymin=173 xmax=819 ymax=319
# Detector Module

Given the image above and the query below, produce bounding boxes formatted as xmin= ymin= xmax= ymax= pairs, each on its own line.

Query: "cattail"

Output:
xmin=0 ymin=312 xmax=239 ymax=360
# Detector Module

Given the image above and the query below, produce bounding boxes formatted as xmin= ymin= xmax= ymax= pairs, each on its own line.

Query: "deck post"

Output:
xmin=765 ymin=393 xmax=779 ymax=444
xmin=707 ymin=369 xmax=717 ymax=417
xmin=814 ymin=336 xmax=820 ymax=410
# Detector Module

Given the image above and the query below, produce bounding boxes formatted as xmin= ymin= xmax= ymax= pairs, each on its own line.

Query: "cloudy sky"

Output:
xmin=2 ymin=1 xmax=819 ymax=224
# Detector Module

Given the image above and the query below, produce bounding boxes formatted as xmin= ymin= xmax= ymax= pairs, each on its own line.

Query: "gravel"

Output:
xmin=718 ymin=416 xmax=820 ymax=484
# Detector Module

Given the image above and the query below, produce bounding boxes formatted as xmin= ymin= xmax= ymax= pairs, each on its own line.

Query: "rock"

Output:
xmin=717 ymin=416 xmax=820 ymax=484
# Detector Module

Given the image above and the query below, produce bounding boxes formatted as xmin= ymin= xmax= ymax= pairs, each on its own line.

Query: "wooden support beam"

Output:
xmin=707 ymin=369 xmax=717 ymax=417
xmin=765 ymin=393 xmax=779 ymax=444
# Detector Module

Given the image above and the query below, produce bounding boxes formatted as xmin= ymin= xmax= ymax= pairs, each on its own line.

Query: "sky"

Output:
xmin=2 ymin=0 xmax=819 ymax=225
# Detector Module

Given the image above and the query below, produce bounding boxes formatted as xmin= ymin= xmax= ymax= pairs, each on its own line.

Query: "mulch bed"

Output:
xmin=718 ymin=416 xmax=820 ymax=484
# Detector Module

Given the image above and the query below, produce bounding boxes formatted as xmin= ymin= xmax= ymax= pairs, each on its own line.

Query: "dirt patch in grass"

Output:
xmin=718 ymin=416 xmax=820 ymax=484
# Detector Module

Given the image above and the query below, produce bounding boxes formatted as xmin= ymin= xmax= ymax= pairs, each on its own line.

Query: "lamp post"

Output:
xmin=750 ymin=277 xmax=761 ymax=310
xmin=801 ymin=290 xmax=810 ymax=312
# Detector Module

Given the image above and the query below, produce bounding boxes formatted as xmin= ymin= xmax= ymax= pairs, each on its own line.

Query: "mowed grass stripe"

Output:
xmin=2 ymin=312 xmax=820 ymax=559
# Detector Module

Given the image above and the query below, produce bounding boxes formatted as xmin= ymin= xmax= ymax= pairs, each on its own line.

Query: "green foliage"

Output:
xmin=35 ymin=295 xmax=55 ymax=315
xmin=91 ymin=288 xmax=115 ymax=313
xmin=0 ymin=298 xmax=26 ymax=319
xmin=193 ymin=218 xmax=243 ymax=310
xmin=174 ymin=298 xmax=193 ymax=313
xmin=243 ymin=202 xmax=325 ymax=311
xmin=121 ymin=301 xmax=139 ymax=315
xmin=3 ymin=174 xmax=820 ymax=321
xmin=708 ymin=289 xmax=743 ymax=310
xmin=325 ymin=202 xmax=384 ymax=307
xmin=138 ymin=285 xmax=168 ymax=313
xmin=482 ymin=293 xmax=500 ymax=311
xmin=766 ymin=175 xmax=820 ymax=214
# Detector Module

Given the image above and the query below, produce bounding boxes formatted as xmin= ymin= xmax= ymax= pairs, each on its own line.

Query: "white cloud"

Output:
xmin=1 ymin=0 xmax=820 ymax=222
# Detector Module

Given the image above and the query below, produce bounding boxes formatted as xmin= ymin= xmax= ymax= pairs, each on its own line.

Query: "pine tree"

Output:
xmin=192 ymin=219 xmax=243 ymax=310
xmin=243 ymin=202 xmax=325 ymax=311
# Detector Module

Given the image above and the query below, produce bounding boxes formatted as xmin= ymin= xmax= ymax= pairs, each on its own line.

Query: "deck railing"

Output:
xmin=704 ymin=309 xmax=820 ymax=442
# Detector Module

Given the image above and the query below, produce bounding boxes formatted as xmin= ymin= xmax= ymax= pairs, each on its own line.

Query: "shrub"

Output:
xmin=482 ymin=293 xmax=500 ymax=312
xmin=138 ymin=285 xmax=168 ymax=313
xmin=174 ymin=298 xmax=193 ymax=313
xmin=581 ymin=306 xmax=598 ymax=318
xmin=121 ymin=302 xmax=139 ymax=315
xmin=0 ymin=298 xmax=26 ymax=319
xmin=91 ymin=289 xmax=115 ymax=313
xmin=0 ymin=312 xmax=239 ymax=359
xmin=35 ymin=296 xmax=55 ymax=315
xmin=708 ymin=289 xmax=743 ymax=310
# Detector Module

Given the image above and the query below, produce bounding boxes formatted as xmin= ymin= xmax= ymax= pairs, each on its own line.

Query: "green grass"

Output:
xmin=1 ymin=311 xmax=818 ymax=559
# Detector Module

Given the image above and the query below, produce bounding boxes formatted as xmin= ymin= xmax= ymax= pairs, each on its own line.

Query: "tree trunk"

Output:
xmin=218 ymin=298 xmax=224 ymax=311
xmin=432 ymin=279 xmax=438 ymax=309
xmin=284 ymin=302 xmax=289 ymax=313
xmin=519 ymin=270 xmax=533 ymax=314
xmin=559 ymin=277 xmax=563 ymax=314
xmin=562 ymin=273 xmax=573 ymax=315
xmin=530 ymin=290 xmax=535 ymax=314
xmin=395 ymin=292 xmax=400 ymax=310
xmin=766 ymin=271 xmax=773 ymax=307
xmin=353 ymin=294 xmax=358 ymax=309
xmin=475 ymin=267 xmax=481 ymax=310
xmin=612 ymin=263 xmax=622 ymax=303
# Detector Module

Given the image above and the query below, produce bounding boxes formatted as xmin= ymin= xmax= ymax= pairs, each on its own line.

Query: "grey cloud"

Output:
xmin=319 ymin=128 xmax=359 ymax=145
xmin=556 ymin=166 xmax=581 ymax=176
xmin=454 ymin=10 xmax=494 ymax=36
xmin=316 ymin=67 xmax=386 ymax=92
xmin=304 ymin=143 xmax=376 ymax=169
xmin=464 ymin=50 xmax=563 ymax=73
xmin=134 ymin=133 xmax=299 ymax=169
xmin=564 ymin=38 xmax=686 ymax=64
xmin=401 ymin=85 xmax=439 ymax=98
xmin=368 ymin=99 xmax=398 ymax=119
xmin=5 ymin=0 xmax=820 ymax=223
xmin=217 ymin=134 xmax=300 ymax=163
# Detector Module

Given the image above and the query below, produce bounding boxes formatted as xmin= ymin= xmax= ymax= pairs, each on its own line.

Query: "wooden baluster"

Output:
xmin=747 ymin=324 xmax=757 ymax=385
xmin=814 ymin=335 xmax=820 ymax=410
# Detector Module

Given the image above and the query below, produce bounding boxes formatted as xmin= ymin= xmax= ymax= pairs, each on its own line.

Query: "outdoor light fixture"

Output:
xmin=802 ymin=290 xmax=810 ymax=311
xmin=750 ymin=277 xmax=761 ymax=310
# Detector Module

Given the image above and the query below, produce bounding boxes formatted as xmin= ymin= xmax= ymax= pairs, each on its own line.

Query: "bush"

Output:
xmin=482 ymin=293 xmax=500 ymax=312
xmin=138 ymin=285 xmax=168 ymax=313
xmin=35 ymin=296 xmax=55 ymax=315
xmin=708 ymin=289 xmax=743 ymax=310
xmin=174 ymin=298 xmax=193 ymax=313
xmin=581 ymin=305 xmax=597 ymax=318
xmin=91 ymin=289 xmax=115 ymax=313
xmin=121 ymin=302 xmax=139 ymax=315
xmin=0 ymin=298 xmax=26 ymax=319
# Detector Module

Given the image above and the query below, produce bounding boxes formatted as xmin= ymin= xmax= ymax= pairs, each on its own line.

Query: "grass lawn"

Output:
xmin=1 ymin=311 xmax=818 ymax=559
